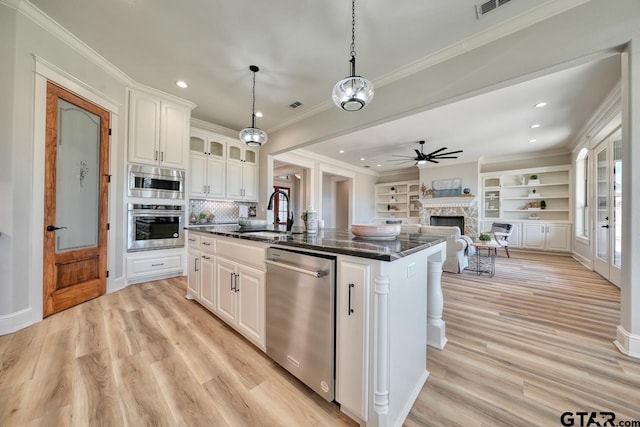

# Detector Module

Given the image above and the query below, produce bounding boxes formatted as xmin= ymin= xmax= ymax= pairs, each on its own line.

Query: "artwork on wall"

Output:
xmin=432 ymin=178 xmax=462 ymax=197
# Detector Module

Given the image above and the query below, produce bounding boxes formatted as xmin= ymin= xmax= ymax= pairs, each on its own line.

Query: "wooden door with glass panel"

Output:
xmin=43 ymin=82 xmax=110 ymax=317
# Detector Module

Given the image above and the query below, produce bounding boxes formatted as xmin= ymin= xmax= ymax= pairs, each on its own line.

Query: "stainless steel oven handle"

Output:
xmin=265 ymin=259 xmax=324 ymax=278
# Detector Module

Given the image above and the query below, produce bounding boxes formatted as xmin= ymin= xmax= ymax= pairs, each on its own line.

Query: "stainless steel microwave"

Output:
xmin=128 ymin=164 xmax=185 ymax=199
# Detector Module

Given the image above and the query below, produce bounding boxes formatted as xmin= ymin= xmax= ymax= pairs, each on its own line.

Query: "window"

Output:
xmin=575 ymin=148 xmax=589 ymax=239
xmin=273 ymin=186 xmax=290 ymax=225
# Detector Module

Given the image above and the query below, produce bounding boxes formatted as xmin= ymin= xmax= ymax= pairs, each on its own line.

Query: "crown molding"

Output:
xmin=190 ymin=118 xmax=238 ymax=139
xmin=268 ymin=0 xmax=592 ymax=134
xmin=4 ymin=0 xmax=133 ymax=85
xmin=128 ymin=82 xmax=196 ymax=110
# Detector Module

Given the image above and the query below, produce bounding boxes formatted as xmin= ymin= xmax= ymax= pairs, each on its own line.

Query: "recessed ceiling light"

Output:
xmin=339 ymin=150 xmax=345 ymax=154
xmin=360 ymin=157 xmax=365 ymax=161
xmin=376 ymin=164 xmax=381 ymax=167
xmin=534 ymin=102 xmax=547 ymax=108
xmin=176 ymin=80 xmax=188 ymax=88
xmin=530 ymin=124 xmax=540 ymax=129
xmin=529 ymin=139 xmax=537 ymax=143
xmin=255 ymin=111 xmax=263 ymax=118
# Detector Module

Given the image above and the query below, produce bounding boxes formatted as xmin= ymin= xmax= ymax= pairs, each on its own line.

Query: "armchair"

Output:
xmin=418 ymin=225 xmax=474 ymax=273
xmin=490 ymin=222 xmax=513 ymax=257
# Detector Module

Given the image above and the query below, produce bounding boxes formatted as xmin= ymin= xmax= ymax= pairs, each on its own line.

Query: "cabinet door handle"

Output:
xmin=194 ymin=258 xmax=199 ymax=272
xmin=203 ymin=185 xmax=207 ymax=194
xmin=207 ymin=185 xmax=211 ymax=193
xmin=230 ymin=272 xmax=236 ymax=291
xmin=348 ymin=283 xmax=355 ymax=316
xmin=155 ymin=150 xmax=158 ymax=161
xmin=161 ymin=151 xmax=164 ymax=162
xmin=235 ymin=273 xmax=240 ymax=293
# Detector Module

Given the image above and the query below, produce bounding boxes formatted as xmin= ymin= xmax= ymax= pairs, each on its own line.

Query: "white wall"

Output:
xmin=1 ymin=3 xmax=128 ymax=330
xmin=0 ymin=5 xmax=17 ymax=316
xmin=419 ymin=161 xmax=478 ymax=196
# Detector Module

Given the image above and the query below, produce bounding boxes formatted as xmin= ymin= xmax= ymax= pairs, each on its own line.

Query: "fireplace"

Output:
xmin=430 ymin=215 xmax=465 ymax=235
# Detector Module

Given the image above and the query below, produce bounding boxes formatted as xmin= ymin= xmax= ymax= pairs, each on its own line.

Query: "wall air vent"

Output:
xmin=289 ymin=101 xmax=303 ymax=109
xmin=476 ymin=0 xmax=512 ymax=19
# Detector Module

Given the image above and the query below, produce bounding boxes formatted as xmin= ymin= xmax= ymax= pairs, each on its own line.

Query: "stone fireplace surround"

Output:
xmin=418 ymin=197 xmax=478 ymax=237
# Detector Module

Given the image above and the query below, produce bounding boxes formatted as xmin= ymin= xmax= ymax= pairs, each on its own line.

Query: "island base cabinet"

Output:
xmin=215 ymin=257 xmax=265 ymax=350
xmin=336 ymin=260 xmax=370 ymax=422
xmin=187 ymin=251 xmax=200 ymax=299
xmin=199 ymin=255 xmax=215 ymax=311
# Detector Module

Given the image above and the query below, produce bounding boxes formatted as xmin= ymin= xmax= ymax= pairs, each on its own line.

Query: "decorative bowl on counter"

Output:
xmin=351 ymin=224 xmax=401 ymax=239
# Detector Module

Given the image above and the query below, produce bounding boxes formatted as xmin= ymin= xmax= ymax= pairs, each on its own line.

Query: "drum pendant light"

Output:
xmin=239 ymin=65 xmax=268 ymax=147
xmin=332 ymin=0 xmax=374 ymax=111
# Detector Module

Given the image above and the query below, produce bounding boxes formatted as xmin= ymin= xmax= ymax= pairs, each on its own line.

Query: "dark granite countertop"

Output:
xmin=185 ymin=225 xmax=446 ymax=262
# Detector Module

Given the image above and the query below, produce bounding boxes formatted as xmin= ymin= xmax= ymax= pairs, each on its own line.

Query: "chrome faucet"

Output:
xmin=267 ymin=190 xmax=294 ymax=231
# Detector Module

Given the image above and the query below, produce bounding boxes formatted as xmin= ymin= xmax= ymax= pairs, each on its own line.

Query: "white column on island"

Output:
xmin=427 ymin=259 xmax=447 ymax=349
xmin=373 ymin=275 xmax=390 ymax=426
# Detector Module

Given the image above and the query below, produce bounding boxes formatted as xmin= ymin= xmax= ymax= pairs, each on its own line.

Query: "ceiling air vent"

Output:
xmin=289 ymin=101 xmax=303 ymax=109
xmin=476 ymin=0 xmax=511 ymax=19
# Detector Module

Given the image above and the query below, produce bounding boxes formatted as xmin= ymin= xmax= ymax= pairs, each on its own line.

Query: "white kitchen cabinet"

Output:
xmin=522 ymin=223 xmax=571 ymax=251
xmin=189 ymin=153 xmax=225 ymax=199
xmin=215 ymin=257 xmax=265 ymax=349
xmin=128 ymin=88 xmax=192 ymax=168
xmin=126 ymin=248 xmax=185 ymax=285
xmin=226 ymin=142 xmax=258 ymax=201
xmin=186 ymin=233 xmax=216 ymax=309
xmin=189 ymin=130 xmax=226 ymax=158
xmin=336 ymin=260 xmax=370 ymax=421
xmin=186 ymin=250 xmax=200 ymax=299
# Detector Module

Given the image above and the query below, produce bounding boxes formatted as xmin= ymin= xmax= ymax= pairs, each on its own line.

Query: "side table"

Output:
xmin=469 ymin=241 xmax=501 ymax=277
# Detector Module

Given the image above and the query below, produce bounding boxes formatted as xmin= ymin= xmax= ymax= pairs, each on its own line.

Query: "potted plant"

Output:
xmin=478 ymin=233 xmax=492 ymax=242
xmin=530 ymin=174 xmax=538 ymax=180
xmin=199 ymin=212 xmax=208 ymax=224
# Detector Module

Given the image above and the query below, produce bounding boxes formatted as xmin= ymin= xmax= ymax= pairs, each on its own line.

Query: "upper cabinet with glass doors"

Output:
xmin=227 ymin=144 xmax=258 ymax=165
xmin=190 ymin=130 xmax=226 ymax=159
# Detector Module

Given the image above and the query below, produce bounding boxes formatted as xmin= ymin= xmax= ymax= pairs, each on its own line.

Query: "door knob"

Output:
xmin=601 ymin=224 xmax=610 ymax=228
xmin=46 ymin=225 xmax=67 ymax=232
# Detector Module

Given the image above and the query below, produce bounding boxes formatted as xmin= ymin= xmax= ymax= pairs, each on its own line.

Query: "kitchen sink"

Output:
xmin=241 ymin=231 xmax=290 ymax=239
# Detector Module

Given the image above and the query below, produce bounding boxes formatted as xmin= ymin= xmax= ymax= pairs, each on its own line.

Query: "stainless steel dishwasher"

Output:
xmin=265 ymin=247 xmax=336 ymax=402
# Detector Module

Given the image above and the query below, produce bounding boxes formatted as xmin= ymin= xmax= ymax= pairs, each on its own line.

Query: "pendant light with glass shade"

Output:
xmin=239 ymin=65 xmax=268 ymax=147
xmin=332 ymin=0 xmax=374 ymax=111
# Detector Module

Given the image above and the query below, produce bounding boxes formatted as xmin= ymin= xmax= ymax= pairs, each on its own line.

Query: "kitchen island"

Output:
xmin=185 ymin=225 xmax=447 ymax=427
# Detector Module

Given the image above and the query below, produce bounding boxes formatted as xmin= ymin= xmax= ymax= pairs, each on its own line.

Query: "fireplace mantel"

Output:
xmin=418 ymin=197 xmax=477 ymax=208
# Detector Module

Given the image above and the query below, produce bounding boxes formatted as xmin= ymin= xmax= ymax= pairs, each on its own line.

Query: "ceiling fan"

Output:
xmin=388 ymin=140 xmax=463 ymax=165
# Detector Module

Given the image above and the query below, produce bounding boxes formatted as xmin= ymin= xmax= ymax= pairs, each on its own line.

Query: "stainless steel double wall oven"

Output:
xmin=127 ymin=164 xmax=185 ymax=251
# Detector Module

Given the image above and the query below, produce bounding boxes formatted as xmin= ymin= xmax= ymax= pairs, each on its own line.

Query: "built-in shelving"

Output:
xmin=374 ymin=181 xmax=420 ymax=223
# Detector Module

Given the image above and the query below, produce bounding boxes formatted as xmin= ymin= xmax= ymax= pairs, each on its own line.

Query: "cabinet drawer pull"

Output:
xmin=348 ymin=283 xmax=355 ymax=315
xmin=202 ymin=242 xmax=211 ymax=246
xmin=151 ymin=263 xmax=164 ymax=267
xmin=188 ymin=238 xmax=196 ymax=242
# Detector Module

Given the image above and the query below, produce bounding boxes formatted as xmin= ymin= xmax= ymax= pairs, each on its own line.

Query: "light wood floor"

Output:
xmin=1 ymin=252 xmax=638 ymax=426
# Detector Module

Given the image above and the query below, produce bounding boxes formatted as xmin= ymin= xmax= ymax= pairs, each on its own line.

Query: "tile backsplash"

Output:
xmin=189 ymin=199 xmax=256 ymax=225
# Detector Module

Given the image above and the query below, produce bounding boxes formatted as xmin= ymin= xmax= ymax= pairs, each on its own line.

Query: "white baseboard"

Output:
xmin=107 ymin=277 xmax=126 ymax=294
xmin=394 ymin=370 xmax=429 ymax=427
xmin=614 ymin=325 xmax=640 ymax=359
xmin=0 ymin=308 xmax=36 ymax=336
xmin=572 ymin=252 xmax=593 ymax=270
